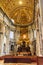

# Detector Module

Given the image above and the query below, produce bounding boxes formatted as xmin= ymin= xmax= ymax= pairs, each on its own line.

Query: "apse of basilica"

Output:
xmin=0 ymin=0 xmax=43 ymax=65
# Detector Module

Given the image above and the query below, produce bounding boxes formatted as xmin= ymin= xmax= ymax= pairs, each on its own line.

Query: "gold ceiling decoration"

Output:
xmin=11 ymin=6 xmax=33 ymax=25
xmin=0 ymin=0 xmax=38 ymax=26
xmin=20 ymin=27 xmax=28 ymax=34
xmin=0 ymin=0 xmax=38 ymax=40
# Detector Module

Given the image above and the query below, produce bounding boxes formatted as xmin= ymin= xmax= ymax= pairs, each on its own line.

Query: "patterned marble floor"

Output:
xmin=0 ymin=60 xmax=37 ymax=65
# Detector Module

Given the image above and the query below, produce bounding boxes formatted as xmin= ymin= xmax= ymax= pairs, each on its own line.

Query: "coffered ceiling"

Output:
xmin=0 ymin=0 xmax=38 ymax=25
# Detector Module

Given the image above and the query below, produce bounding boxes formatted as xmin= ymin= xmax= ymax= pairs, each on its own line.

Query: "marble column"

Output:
xmin=36 ymin=4 xmax=40 ymax=56
xmin=14 ymin=27 xmax=20 ymax=55
xmin=39 ymin=0 xmax=43 ymax=56
xmin=16 ymin=27 xmax=20 ymax=42
xmin=36 ymin=1 xmax=43 ymax=56
xmin=5 ymin=26 xmax=10 ymax=55
xmin=0 ymin=23 xmax=6 ymax=56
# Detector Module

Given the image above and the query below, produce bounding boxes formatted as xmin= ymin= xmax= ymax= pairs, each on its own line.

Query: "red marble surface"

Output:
xmin=37 ymin=57 xmax=43 ymax=65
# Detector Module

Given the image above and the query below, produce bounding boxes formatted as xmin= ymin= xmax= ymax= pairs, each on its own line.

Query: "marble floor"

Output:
xmin=0 ymin=60 xmax=37 ymax=65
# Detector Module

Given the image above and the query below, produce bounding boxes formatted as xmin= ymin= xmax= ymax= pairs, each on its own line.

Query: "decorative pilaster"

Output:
xmin=5 ymin=26 xmax=10 ymax=55
xmin=35 ymin=3 xmax=41 ymax=56
xmin=39 ymin=0 xmax=43 ymax=56
xmin=36 ymin=0 xmax=43 ymax=56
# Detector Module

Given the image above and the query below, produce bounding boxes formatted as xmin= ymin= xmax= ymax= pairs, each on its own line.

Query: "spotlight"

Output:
xmin=19 ymin=1 xmax=23 ymax=5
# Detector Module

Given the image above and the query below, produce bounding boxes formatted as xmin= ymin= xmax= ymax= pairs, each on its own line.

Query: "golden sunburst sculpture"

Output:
xmin=0 ymin=0 xmax=38 ymax=26
xmin=17 ymin=37 xmax=31 ymax=45
xmin=17 ymin=33 xmax=31 ymax=44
